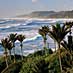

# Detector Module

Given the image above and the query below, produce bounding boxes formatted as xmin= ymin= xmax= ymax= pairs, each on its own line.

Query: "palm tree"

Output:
xmin=61 ymin=40 xmax=73 ymax=53
xmin=64 ymin=22 xmax=73 ymax=35
xmin=7 ymin=40 xmax=13 ymax=61
xmin=61 ymin=40 xmax=73 ymax=65
xmin=17 ymin=34 xmax=25 ymax=60
xmin=8 ymin=33 xmax=17 ymax=63
xmin=48 ymin=23 xmax=70 ymax=73
xmin=64 ymin=22 xmax=73 ymax=61
xmin=1 ymin=38 xmax=9 ymax=68
xmin=38 ymin=26 xmax=49 ymax=55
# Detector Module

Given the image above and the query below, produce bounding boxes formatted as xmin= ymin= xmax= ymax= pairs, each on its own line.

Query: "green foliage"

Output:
xmin=48 ymin=59 xmax=60 ymax=73
xmin=8 ymin=33 xmax=17 ymax=43
xmin=20 ymin=52 xmax=60 ymax=73
xmin=1 ymin=61 xmax=22 ymax=73
xmin=61 ymin=40 xmax=73 ymax=52
xmin=28 ymin=50 xmax=44 ymax=57
xmin=47 ymin=49 xmax=53 ymax=54
xmin=61 ymin=51 xmax=73 ymax=71
xmin=38 ymin=26 xmax=49 ymax=55
xmin=0 ymin=57 xmax=6 ymax=73
xmin=48 ymin=23 xmax=70 ymax=43
xmin=39 ymin=26 xmax=49 ymax=38
xmin=20 ymin=57 xmax=49 ymax=73
xmin=16 ymin=34 xmax=25 ymax=60
xmin=17 ymin=34 xmax=25 ymax=43
xmin=1 ymin=38 xmax=10 ymax=49
xmin=0 ymin=49 xmax=73 ymax=73
xmin=32 ymin=59 xmax=49 ymax=73
xmin=64 ymin=22 xmax=73 ymax=28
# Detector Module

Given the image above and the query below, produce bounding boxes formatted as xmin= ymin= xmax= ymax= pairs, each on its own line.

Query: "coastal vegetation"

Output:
xmin=48 ymin=23 xmax=70 ymax=72
xmin=39 ymin=26 xmax=49 ymax=55
xmin=17 ymin=34 xmax=25 ymax=60
xmin=17 ymin=10 xmax=73 ymax=18
xmin=8 ymin=33 xmax=17 ymax=63
xmin=0 ymin=22 xmax=73 ymax=73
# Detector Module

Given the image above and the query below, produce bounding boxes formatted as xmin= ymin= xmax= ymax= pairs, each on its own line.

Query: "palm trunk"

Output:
xmin=13 ymin=47 xmax=16 ymax=63
xmin=20 ymin=42 xmax=23 ymax=60
xmin=68 ymin=33 xmax=73 ymax=65
xmin=44 ymin=39 xmax=46 ymax=48
xmin=70 ymin=28 xmax=73 ymax=65
xmin=9 ymin=50 xmax=12 ymax=61
xmin=69 ymin=30 xmax=73 ymax=65
xmin=44 ymin=39 xmax=47 ymax=55
xmin=13 ymin=43 xmax=16 ymax=63
xmin=58 ymin=44 xmax=62 ymax=73
xmin=70 ymin=50 xmax=73 ymax=65
xmin=54 ymin=40 xmax=56 ymax=52
xmin=69 ymin=28 xmax=71 ymax=36
xmin=67 ymin=50 xmax=73 ymax=65
xmin=4 ymin=49 xmax=8 ymax=68
xmin=42 ymin=39 xmax=45 ymax=55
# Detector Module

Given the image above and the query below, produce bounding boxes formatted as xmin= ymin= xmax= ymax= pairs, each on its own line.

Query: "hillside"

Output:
xmin=17 ymin=10 xmax=73 ymax=18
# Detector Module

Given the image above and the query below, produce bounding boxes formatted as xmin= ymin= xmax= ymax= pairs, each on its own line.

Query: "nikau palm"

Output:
xmin=64 ymin=22 xmax=73 ymax=35
xmin=7 ymin=40 xmax=13 ymax=61
xmin=8 ymin=33 xmax=17 ymax=63
xmin=61 ymin=40 xmax=73 ymax=52
xmin=17 ymin=34 xmax=25 ymax=60
xmin=39 ymin=26 xmax=49 ymax=54
xmin=64 ymin=22 xmax=73 ymax=62
xmin=61 ymin=40 xmax=73 ymax=64
xmin=48 ymin=23 xmax=70 ymax=73
xmin=1 ymin=38 xmax=9 ymax=68
xmin=64 ymin=22 xmax=73 ymax=51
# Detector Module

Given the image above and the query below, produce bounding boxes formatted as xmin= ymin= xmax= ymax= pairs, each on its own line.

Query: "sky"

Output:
xmin=0 ymin=0 xmax=73 ymax=18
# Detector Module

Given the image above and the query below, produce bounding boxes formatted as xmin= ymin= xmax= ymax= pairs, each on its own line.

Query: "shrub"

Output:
xmin=1 ymin=61 xmax=22 ymax=73
xmin=20 ymin=56 xmax=49 ymax=73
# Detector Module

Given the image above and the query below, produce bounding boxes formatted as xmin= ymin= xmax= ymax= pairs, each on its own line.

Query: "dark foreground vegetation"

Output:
xmin=0 ymin=22 xmax=73 ymax=73
xmin=0 ymin=49 xmax=73 ymax=73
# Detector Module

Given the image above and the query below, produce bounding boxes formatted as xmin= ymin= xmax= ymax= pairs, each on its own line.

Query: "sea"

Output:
xmin=0 ymin=18 xmax=73 ymax=56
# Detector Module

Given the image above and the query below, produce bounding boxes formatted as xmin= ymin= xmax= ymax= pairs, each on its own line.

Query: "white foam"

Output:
xmin=22 ymin=18 xmax=73 ymax=25
xmin=23 ymin=50 xmax=35 ymax=56
xmin=0 ymin=19 xmax=10 ymax=24
xmin=0 ymin=23 xmax=21 ymax=29
xmin=23 ymin=34 xmax=41 ymax=42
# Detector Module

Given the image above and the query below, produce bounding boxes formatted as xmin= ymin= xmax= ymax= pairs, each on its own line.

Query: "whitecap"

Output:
xmin=0 ymin=23 xmax=21 ymax=29
xmin=23 ymin=34 xmax=41 ymax=42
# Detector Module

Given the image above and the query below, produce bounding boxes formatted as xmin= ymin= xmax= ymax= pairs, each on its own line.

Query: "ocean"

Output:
xmin=0 ymin=18 xmax=73 ymax=56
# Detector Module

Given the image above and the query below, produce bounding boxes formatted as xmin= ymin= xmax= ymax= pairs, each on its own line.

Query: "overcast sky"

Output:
xmin=0 ymin=0 xmax=73 ymax=18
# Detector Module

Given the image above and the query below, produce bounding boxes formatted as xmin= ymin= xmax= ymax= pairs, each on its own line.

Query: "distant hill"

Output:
xmin=17 ymin=10 xmax=73 ymax=18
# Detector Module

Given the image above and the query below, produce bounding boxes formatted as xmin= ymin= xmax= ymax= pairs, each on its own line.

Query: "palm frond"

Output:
xmin=17 ymin=34 xmax=25 ymax=42
xmin=61 ymin=41 xmax=68 ymax=50
xmin=48 ymin=23 xmax=70 ymax=43
xmin=39 ymin=26 xmax=49 ymax=38
xmin=8 ymin=33 xmax=17 ymax=42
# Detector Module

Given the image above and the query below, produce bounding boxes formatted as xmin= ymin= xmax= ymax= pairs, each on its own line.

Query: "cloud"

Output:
xmin=32 ymin=0 xmax=38 ymax=3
